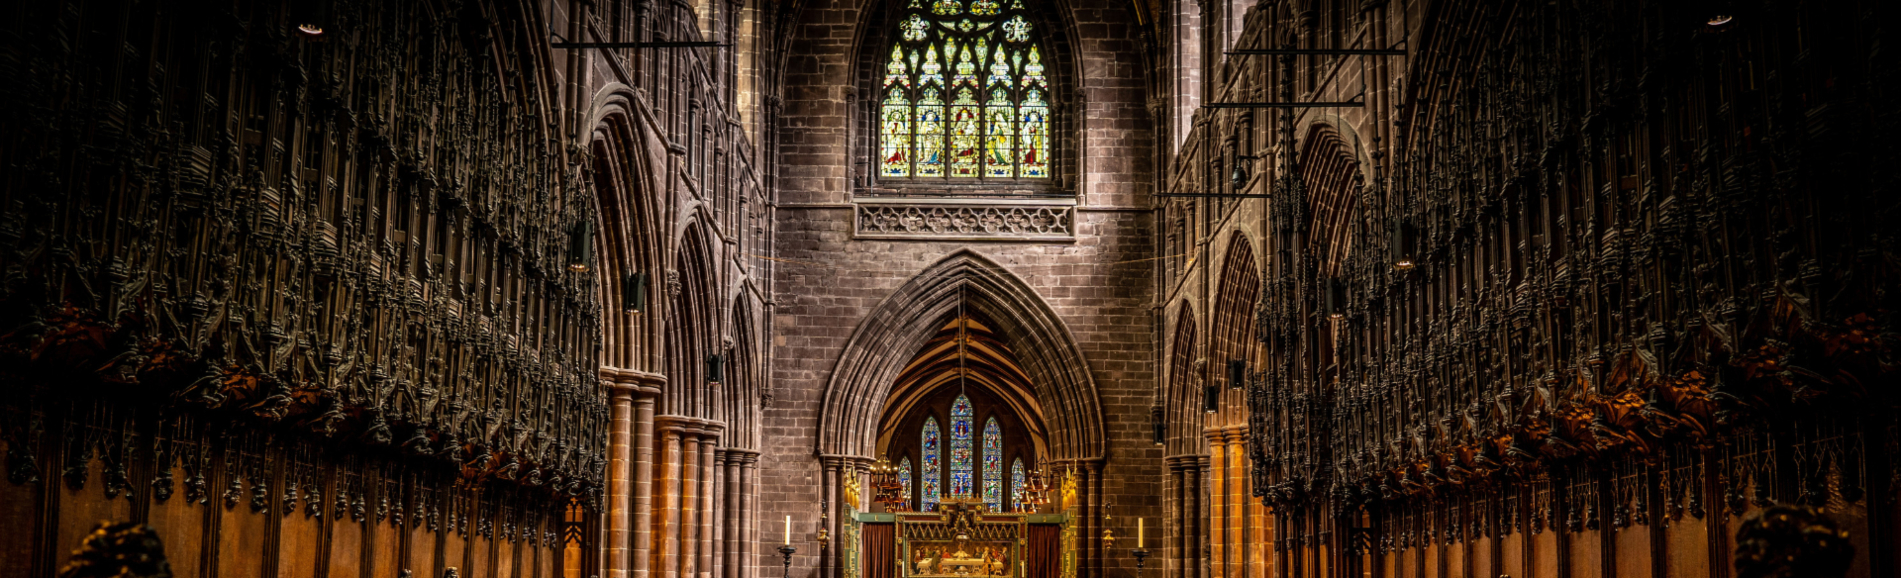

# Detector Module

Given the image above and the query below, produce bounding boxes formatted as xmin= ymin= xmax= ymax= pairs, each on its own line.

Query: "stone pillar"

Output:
xmin=604 ymin=368 xmax=667 ymax=578
xmin=701 ymin=437 xmax=718 ymax=578
xmin=685 ymin=434 xmax=702 ymax=578
xmin=1205 ymin=433 xmax=1225 ymax=578
xmin=740 ymin=452 xmax=759 ymax=578
xmin=1195 ymin=456 xmax=1211 ymax=578
xmin=636 ymin=389 xmax=661 ymax=578
xmin=819 ymin=457 xmax=841 ymax=578
xmin=1182 ymin=458 xmax=1201 ymax=578
xmin=1224 ymin=431 xmax=1245 ymax=578
xmin=662 ymin=428 xmax=686 ymax=578
xmin=1167 ymin=457 xmax=1187 ymax=578
xmin=722 ymin=451 xmax=742 ymax=578
xmin=607 ymin=387 xmax=636 ymax=578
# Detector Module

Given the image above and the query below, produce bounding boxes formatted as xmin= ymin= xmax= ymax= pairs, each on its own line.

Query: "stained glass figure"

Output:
xmin=982 ymin=418 xmax=1003 ymax=511
xmin=916 ymin=89 xmax=946 ymax=177
xmin=921 ymin=417 xmax=942 ymax=512
xmin=882 ymin=87 xmax=913 ymax=177
xmin=949 ymin=395 xmax=974 ymax=498
xmin=900 ymin=457 xmax=914 ymax=510
xmin=878 ymin=0 xmax=1049 ymax=181
xmin=1010 ymin=458 xmax=1025 ymax=512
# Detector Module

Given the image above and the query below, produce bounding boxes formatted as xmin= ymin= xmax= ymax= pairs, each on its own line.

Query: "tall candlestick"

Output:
xmin=1137 ymin=518 xmax=1144 ymax=548
xmin=785 ymin=516 xmax=792 ymax=545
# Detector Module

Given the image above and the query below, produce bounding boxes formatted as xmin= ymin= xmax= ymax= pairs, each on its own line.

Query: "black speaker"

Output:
xmin=1228 ymin=359 xmax=1247 ymax=390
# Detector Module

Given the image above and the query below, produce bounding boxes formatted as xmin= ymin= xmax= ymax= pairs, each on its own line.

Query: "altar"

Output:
xmin=852 ymin=499 xmax=1071 ymax=578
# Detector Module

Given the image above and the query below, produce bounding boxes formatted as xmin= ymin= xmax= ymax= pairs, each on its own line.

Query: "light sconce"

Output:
xmin=567 ymin=222 xmax=593 ymax=273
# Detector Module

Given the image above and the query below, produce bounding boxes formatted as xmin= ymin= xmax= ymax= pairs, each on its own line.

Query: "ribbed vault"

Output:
xmin=873 ymin=315 xmax=1052 ymax=461
xmin=817 ymin=250 xmax=1104 ymax=461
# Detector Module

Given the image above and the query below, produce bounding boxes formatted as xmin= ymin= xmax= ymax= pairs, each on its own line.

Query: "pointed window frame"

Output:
xmin=874 ymin=0 xmax=1057 ymax=189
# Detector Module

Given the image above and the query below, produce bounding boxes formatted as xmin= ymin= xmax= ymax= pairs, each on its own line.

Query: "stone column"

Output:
xmin=662 ymin=428 xmax=686 ymax=578
xmin=604 ymin=368 xmax=667 ymax=578
xmin=718 ymin=452 xmax=741 ymax=578
xmin=701 ymin=436 xmax=718 ymax=578
xmin=1183 ymin=459 xmax=1201 ymax=578
xmin=636 ymin=387 xmax=661 ymax=578
xmin=740 ymin=452 xmax=759 ymax=578
xmin=819 ymin=457 xmax=840 ymax=578
xmin=1167 ymin=457 xmax=1186 ymax=578
xmin=685 ymin=434 xmax=703 ymax=578
xmin=1195 ymin=456 xmax=1211 ymax=578
xmin=607 ymin=387 xmax=636 ymax=578
xmin=1205 ymin=433 xmax=1225 ymax=578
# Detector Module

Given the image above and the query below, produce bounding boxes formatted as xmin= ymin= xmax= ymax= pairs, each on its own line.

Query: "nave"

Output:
xmin=0 ymin=0 xmax=1896 ymax=577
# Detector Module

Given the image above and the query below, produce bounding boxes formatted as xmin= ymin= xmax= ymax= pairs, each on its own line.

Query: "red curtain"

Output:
xmin=864 ymin=523 xmax=896 ymax=578
xmin=1028 ymin=525 xmax=1060 ymax=578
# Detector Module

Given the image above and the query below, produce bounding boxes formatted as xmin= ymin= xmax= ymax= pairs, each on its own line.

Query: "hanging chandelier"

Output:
xmin=870 ymin=459 xmax=908 ymax=509
xmin=1019 ymin=465 xmax=1054 ymax=507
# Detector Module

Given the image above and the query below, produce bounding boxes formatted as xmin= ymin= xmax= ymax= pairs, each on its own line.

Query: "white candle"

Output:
xmin=1137 ymin=518 xmax=1144 ymax=548
xmin=785 ymin=516 xmax=792 ymax=545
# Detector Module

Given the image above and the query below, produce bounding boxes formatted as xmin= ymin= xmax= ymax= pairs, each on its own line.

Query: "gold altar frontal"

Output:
xmin=895 ymin=499 xmax=1037 ymax=578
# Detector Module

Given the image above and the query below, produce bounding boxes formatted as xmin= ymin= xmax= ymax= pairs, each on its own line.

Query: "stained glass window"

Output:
xmin=878 ymin=0 xmax=1050 ymax=182
xmin=899 ymin=457 xmax=914 ymax=510
xmin=921 ymin=417 xmax=942 ymax=512
xmin=949 ymin=395 xmax=974 ymax=498
xmin=982 ymin=418 xmax=1003 ymax=511
xmin=1010 ymin=458 xmax=1025 ymax=512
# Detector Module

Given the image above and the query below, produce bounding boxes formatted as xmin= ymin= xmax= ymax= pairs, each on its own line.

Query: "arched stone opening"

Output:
xmin=872 ymin=314 xmax=1052 ymax=512
xmin=817 ymin=250 xmax=1103 ymax=462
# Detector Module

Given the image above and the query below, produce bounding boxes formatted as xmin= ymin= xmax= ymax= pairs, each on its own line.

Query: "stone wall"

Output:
xmin=764 ymin=3 xmax=1162 ymax=578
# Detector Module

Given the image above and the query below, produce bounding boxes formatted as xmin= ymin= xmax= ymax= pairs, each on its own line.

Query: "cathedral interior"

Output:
xmin=2 ymin=0 xmax=1899 ymax=577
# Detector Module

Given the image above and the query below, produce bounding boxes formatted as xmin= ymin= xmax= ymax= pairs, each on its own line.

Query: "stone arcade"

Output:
xmin=0 ymin=1 xmax=1896 ymax=578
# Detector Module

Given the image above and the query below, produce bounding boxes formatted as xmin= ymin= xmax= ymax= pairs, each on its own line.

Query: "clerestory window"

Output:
xmin=878 ymin=0 xmax=1052 ymax=182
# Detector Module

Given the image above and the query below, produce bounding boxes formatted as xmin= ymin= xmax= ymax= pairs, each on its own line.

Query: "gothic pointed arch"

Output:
xmin=817 ymin=250 xmax=1104 ymax=461
xmin=1163 ymin=299 xmax=1201 ymax=455
xmin=1207 ymin=232 xmax=1259 ymax=428
xmin=586 ymin=87 xmax=669 ymax=376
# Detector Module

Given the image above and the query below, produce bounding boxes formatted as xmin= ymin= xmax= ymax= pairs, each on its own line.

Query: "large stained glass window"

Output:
xmin=878 ymin=0 xmax=1051 ymax=181
xmin=1010 ymin=458 xmax=1025 ymax=512
xmin=899 ymin=457 xmax=914 ymax=510
xmin=982 ymin=418 xmax=1003 ymax=511
xmin=949 ymin=395 xmax=975 ymax=498
xmin=921 ymin=417 xmax=942 ymax=512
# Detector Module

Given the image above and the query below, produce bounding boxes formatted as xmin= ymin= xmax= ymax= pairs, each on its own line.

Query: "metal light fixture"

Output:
xmin=1150 ymin=406 xmax=1166 ymax=445
xmin=870 ymin=460 xmax=907 ymax=509
xmin=1231 ymin=155 xmax=1257 ymax=190
xmin=1707 ymin=14 xmax=1733 ymax=27
xmin=567 ymin=222 xmax=593 ymax=273
xmin=622 ymin=272 xmax=649 ymax=314
xmin=297 ymin=24 xmax=325 ymax=36
xmin=1326 ymin=278 xmax=1347 ymax=319
xmin=1390 ymin=220 xmax=1417 ymax=270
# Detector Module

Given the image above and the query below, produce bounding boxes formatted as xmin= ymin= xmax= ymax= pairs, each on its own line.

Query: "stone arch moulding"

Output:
xmin=817 ymin=249 xmax=1106 ymax=462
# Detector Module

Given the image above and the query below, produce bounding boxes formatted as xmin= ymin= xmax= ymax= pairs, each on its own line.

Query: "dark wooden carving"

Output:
xmin=1165 ymin=0 xmax=1901 ymax=575
xmin=57 ymin=522 xmax=174 ymax=578
xmin=0 ymin=0 xmax=637 ymax=576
